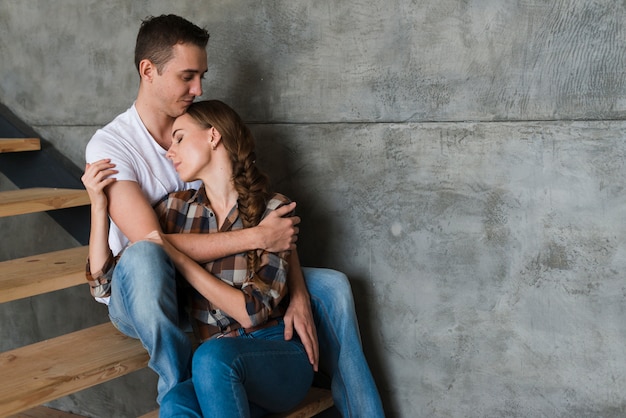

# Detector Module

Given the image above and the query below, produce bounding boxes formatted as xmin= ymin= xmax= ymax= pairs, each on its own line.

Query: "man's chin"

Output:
xmin=170 ymin=107 xmax=188 ymax=118
xmin=181 ymin=100 xmax=195 ymax=111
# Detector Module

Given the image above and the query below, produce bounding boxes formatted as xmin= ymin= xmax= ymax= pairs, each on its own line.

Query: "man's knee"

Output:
xmin=120 ymin=241 xmax=169 ymax=263
xmin=111 ymin=240 xmax=178 ymax=318
xmin=115 ymin=241 xmax=174 ymax=283
xmin=303 ymin=267 xmax=353 ymax=306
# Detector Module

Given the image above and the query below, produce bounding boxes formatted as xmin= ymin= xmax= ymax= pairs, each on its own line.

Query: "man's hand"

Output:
xmin=257 ymin=202 xmax=300 ymax=252
xmin=284 ymin=294 xmax=319 ymax=371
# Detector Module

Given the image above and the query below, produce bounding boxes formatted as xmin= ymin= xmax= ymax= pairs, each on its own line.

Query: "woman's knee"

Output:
xmin=191 ymin=338 xmax=237 ymax=392
xmin=192 ymin=339 xmax=239 ymax=378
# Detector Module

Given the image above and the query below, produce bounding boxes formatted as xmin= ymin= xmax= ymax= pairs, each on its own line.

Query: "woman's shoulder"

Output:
xmin=261 ymin=193 xmax=294 ymax=219
xmin=261 ymin=193 xmax=294 ymax=221
xmin=266 ymin=192 xmax=292 ymax=210
xmin=154 ymin=189 xmax=197 ymax=211
xmin=169 ymin=189 xmax=198 ymax=201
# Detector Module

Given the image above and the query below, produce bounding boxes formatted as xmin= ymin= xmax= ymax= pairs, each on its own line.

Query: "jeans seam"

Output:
xmin=227 ymin=348 xmax=310 ymax=418
xmin=310 ymin=293 xmax=355 ymax=418
xmin=110 ymin=252 xmax=174 ymax=401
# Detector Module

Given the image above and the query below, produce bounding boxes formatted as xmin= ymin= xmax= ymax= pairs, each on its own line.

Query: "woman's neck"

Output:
xmin=199 ymin=166 xmax=238 ymax=228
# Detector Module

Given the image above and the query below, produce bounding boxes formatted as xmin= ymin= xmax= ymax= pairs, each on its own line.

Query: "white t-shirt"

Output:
xmin=85 ymin=103 xmax=200 ymax=255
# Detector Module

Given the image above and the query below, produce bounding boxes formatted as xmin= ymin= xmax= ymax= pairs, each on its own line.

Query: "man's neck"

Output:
xmin=135 ymin=95 xmax=174 ymax=151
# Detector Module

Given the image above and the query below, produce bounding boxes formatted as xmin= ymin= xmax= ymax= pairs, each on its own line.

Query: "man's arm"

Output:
xmin=283 ymin=249 xmax=319 ymax=371
xmin=106 ymin=181 xmax=162 ymax=243
xmin=165 ymin=202 xmax=300 ymax=263
xmin=107 ymin=181 xmax=300 ymax=262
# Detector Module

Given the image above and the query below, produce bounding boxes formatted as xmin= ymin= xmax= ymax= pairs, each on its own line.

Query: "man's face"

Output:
xmin=152 ymin=43 xmax=208 ymax=118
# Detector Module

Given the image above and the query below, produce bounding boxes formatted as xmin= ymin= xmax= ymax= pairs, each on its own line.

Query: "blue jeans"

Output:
xmin=109 ymin=242 xmax=383 ymax=415
xmin=302 ymin=267 xmax=385 ymax=418
xmin=108 ymin=241 xmax=192 ymax=404
xmin=160 ymin=321 xmax=314 ymax=418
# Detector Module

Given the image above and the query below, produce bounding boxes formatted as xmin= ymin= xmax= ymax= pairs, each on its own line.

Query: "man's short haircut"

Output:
xmin=134 ymin=14 xmax=210 ymax=74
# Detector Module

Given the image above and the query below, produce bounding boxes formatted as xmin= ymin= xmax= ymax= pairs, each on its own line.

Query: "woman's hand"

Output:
xmin=143 ymin=230 xmax=185 ymax=264
xmin=83 ymin=159 xmax=118 ymax=278
xmin=81 ymin=159 xmax=117 ymax=210
xmin=143 ymin=230 xmax=163 ymax=244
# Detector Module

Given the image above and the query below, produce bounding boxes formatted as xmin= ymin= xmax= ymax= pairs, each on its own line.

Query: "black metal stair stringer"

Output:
xmin=0 ymin=102 xmax=89 ymax=245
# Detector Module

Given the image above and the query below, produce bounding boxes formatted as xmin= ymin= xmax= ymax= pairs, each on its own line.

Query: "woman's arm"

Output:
xmin=81 ymin=159 xmax=117 ymax=274
xmin=144 ymin=231 xmax=254 ymax=327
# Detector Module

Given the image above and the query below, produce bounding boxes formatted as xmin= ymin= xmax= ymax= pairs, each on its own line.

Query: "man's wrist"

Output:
xmin=252 ymin=225 xmax=266 ymax=250
xmin=289 ymin=284 xmax=309 ymax=302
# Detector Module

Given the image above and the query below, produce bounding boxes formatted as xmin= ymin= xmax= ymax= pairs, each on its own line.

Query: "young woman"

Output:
xmin=83 ymin=100 xmax=314 ymax=417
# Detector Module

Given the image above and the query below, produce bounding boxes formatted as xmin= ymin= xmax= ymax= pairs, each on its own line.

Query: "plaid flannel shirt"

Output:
xmin=155 ymin=186 xmax=291 ymax=340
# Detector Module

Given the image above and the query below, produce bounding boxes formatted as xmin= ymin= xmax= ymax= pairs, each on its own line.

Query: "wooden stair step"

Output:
xmin=0 ymin=246 xmax=89 ymax=304
xmin=0 ymin=138 xmax=41 ymax=153
xmin=0 ymin=188 xmax=90 ymax=218
xmin=0 ymin=322 xmax=149 ymax=416
xmin=138 ymin=387 xmax=334 ymax=418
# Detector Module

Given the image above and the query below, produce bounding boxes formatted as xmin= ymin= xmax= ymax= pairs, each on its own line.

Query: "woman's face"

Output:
xmin=167 ymin=113 xmax=212 ymax=182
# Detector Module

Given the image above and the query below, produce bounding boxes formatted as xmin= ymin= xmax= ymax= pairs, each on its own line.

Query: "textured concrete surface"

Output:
xmin=255 ymin=121 xmax=626 ymax=417
xmin=1 ymin=1 xmax=626 ymax=417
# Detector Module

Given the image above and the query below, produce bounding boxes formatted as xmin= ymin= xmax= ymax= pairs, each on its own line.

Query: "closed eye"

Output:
xmin=172 ymin=128 xmax=184 ymax=143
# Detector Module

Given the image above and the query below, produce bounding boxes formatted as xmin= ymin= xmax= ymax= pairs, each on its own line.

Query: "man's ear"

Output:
xmin=139 ymin=59 xmax=156 ymax=82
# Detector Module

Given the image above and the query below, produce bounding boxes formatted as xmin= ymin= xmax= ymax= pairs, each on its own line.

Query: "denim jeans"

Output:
xmin=108 ymin=241 xmax=383 ymax=415
xmin=159 ymin=321 xmax=314 ymax=418
xmin=108 ymin=241 xmax=193 ymax=404
xmin=302 ymin=267 xmax=385 ymax=418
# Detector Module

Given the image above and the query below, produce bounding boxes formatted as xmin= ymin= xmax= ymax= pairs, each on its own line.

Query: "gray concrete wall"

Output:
xmin=1 ymin=1 xmax=625 ymax=417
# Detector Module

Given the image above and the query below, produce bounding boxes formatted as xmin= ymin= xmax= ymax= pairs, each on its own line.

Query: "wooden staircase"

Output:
xmin=0 ymin=138 xmax=333 ymax=417
xmin=0 ymin=138 xmax=40 ymax=153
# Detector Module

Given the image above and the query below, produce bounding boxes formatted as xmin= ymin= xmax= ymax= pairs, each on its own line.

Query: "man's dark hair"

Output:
xmin=134 ymin=14 xmax=210 ymax=74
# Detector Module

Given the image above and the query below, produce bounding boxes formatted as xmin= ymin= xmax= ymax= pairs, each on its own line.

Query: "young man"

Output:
xmin=85 ymin=14 xmax=383 ymax=416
